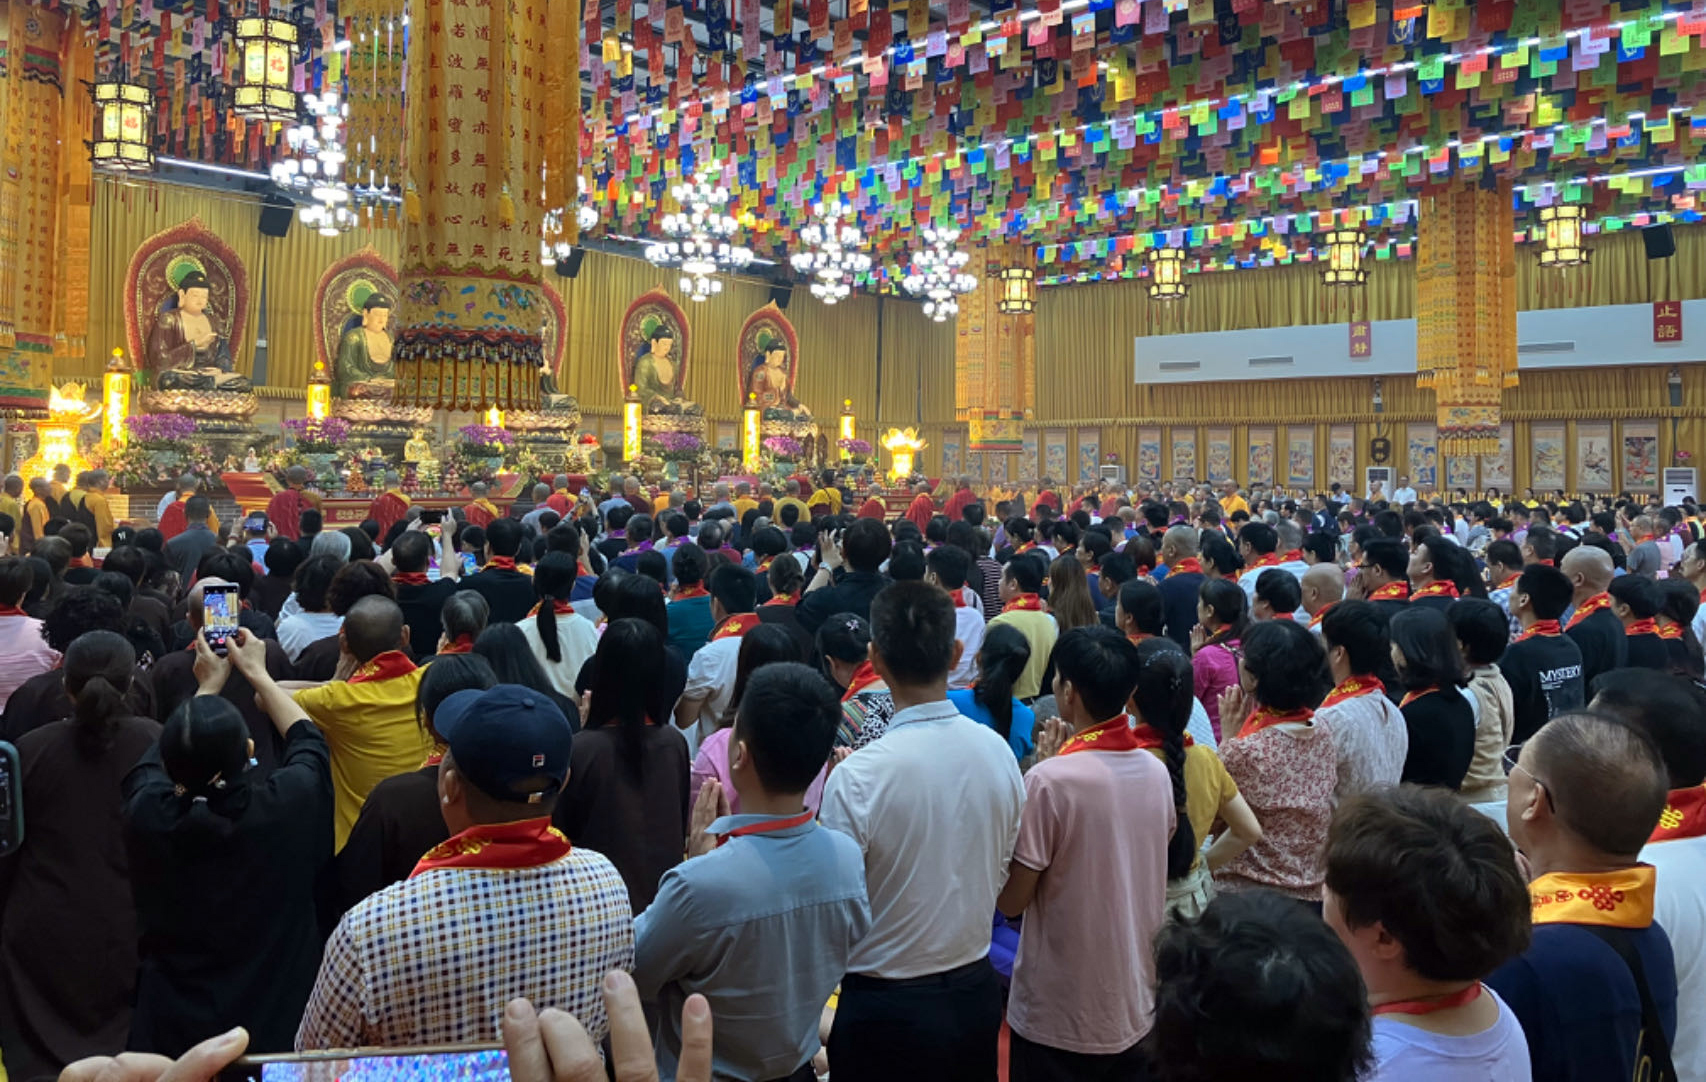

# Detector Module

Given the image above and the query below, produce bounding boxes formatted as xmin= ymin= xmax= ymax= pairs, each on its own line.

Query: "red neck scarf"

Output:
xmin=1058 ymin=714 xmax=1142 ymax=756
xmin=1126 ymin=631 xmax=1155 ymax=645
xmin=0 ymin=606 xmax=25 ymax=618
xmin=763 ymin=593 xmax=798 ymax=607
xmin=1131 ymin=722 xmax=1193 ymax=750
xmin=1626 ymin=618 xmax=1660 ymax=637
xmin=487 ymin=556 xmax=518 ymax=571
xmin=1658 ymin=621 xmax=1684 ymax=641
xmin=1280 ymin=549 xmax=1302 ymax=563
xmin=349 ymin=650 xmax=418 ymax=684
xmin=1013 ymin=540 xmax=1037 ymax=555
xmin=1367 ymin=581 xmax=1409 ymax=602
xmin=842 ymin=660 xmax=884 ymax=701
xmin=1565 ymin=592 xmax=1612 ymax=629
xmin=1651 ymin=784 xmax=1706 ymax=843
xmin=1239 ymin=705 xmax=1314 ymax=738
xmin=711 ymin=612 xmax=762 ymax=641
xmin=439 ymin=634 xmax=475 ymax=654
xmin=1399 ymin=685 xmax=1440 ymax=709
xmin=392 ymin=571 xmax=430 ymax=586
xmin=1496 ymin=573 xmax=1520 ymax=591
xmin=1002 ymin=592 xmax=1045 ymax=613
xmin=1514 ymin=619 xmax=1562 ymax=642
xmin=1322 ymin=674 xmax=1385 ymax=708
xmin=1410 ymin=580 xmax=1459 ymax=602
xmin=1269 ymin=611 xmax=1296 ymax=621
xmin=715 ymin=808 xmax=814 ymax=847
xmin=1169 ymin=557 xmax=1202 ymax=576
xmin=1371 ymin=983 xmax=1483 ymax=1018
xmin=1308 ymin=601 xmax=1338 ymax=629
xmin=69 ymin=554 xmax=94 ymax=568
xmin=527 ymin=600 xmax=576 ymax=617
xmin=951 ymin=590 xmax=969 ymax=608
xmin=671 ymin=585 xmax=709 ymax=601
xmin=1248 ymin=552 xmax=1281 ymax=570
xmin=755 ymin=556 xmax=775 ymax=573
xmin=410 ymin=818 xmax=572 ymax=878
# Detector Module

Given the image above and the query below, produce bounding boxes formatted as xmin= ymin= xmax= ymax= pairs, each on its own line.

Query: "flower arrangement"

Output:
xmin=837 ymin=437 xmax=872 ymax=464
xmin=284 ymin=416 xmax=352 ymax=454
xmin=648 ymin=431 xmax=705 ymax=462
xmin=457 ymin=423 xmax=515 ymax=452
xmin=578 ymin=432 xmax=600 ymax=447
xmin=762 ymin=435 xmax=804 ymax=459
xmin=126 ymin=413 xmax=197 ymax=448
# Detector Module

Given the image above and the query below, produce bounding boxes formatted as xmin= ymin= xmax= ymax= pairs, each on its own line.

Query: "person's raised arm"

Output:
xmin=219 ymin=629 xmax=309 ymax=738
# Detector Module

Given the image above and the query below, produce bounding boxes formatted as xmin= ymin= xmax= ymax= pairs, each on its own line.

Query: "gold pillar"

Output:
xmin=623 ymin=385 xmax=643 ymax=462
xmin=101 ymin=348 xmax=132 ymax=448
xmin=743 ymin=394 xmax=763 ymax=472
xmin=957 ymin=243 xmax=1034 ymax=456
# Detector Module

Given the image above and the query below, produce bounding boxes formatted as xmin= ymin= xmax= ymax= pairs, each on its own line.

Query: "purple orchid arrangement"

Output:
xmin=836 ymin=438 xmax=872 ymax=455
xmin=284 ymin=416 xmax=353 ymax=452
xmin=763 ymin=435 xmax=804 ymax=457
xmin=126 ymin=413 xmax=197 ymax=444
xmin=457 ymin=424 xmax=515 ymax=449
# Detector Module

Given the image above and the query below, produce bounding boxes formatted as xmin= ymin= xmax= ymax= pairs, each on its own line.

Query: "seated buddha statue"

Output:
xmin=538 ymin=359 xmax=578 ymax=411
xmin=334 ymin=295 xmax=396 ymax=400
xmin=632 ymin=327 xmax=702 ymax=416
xmin=746 ymin=342 xmax=810 ymax=421
xmin=404 ymin=427 xmax=439 ymax=487
xmin=146 ymin=270 xmax=252 ymax=393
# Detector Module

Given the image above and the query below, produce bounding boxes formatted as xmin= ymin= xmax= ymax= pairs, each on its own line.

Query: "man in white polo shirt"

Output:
xmin=820 ymin=580 xmax=1024 ymax=1082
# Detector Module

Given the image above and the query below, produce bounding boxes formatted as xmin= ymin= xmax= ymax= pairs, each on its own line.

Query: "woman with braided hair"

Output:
xmin=1131 ymin=637 xmax=1262 ymax=920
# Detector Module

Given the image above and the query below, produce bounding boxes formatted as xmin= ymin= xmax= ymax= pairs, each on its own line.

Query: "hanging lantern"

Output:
xmin=1538 ymin=205 xmax=1590 ymax=268
xmin=1146 ymin=247 xmax=1187 ymax=300
xmin=306 ymin=361 xmax=332 ymax=420
xmin=231 ymin=17 xmax=300 ymax=123
xmin=90 ymin=79 xmax=155 ymax=173
xmin=1321 ymin=229 xmax=1367 ymax=286
xmin=997 ymin=267 xmax=1035 ymax=314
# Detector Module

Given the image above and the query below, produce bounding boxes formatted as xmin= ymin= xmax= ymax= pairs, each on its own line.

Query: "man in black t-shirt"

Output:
xmin=389 ymin=529 xmax=462 ymax=652
xmin=1608 ymin=573 xmax=1669 ymax=671
xmin=1560 ymin=545 xmax=1626 ymax=689
xmin=1500 ymin=565 xmax=1584 ymax=744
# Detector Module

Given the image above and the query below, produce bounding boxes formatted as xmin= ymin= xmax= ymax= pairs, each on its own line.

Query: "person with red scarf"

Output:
xmin=676 ymin=565 xmax=762 ymax=740
xmin=1323 ymin=787 xmax=1534 ymax=1080
xmin=298 ymin=682 xmax=633 ymax=1049
xmin=1405 ymin=535 xmax=1461 ymax=612
xmin=1560 ymin=545 xmax=1626 ymax=690
xmin=857 ymin=489 xmax=888 ymax=520
xmin=265 ymin=465 xmax=320 ymax=540
xmin=364 ymin=471 xmax=412 ymax=539
xmin=903 ymin=480 xmax=937 ymax=533
xmin=1610 ymin=573 xmax=1671 ymax=672
xmin=543 ymin=473 xmax=574 ymax=517
xmin=997 ymin=626 xmax=1176 ymax=1079
xmin=1499 ymin=565 xmax=1585 ymax=744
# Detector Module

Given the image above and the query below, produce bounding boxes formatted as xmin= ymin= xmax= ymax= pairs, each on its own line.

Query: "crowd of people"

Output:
xmin=0 ymin=465 xmax=1701 ymax=1082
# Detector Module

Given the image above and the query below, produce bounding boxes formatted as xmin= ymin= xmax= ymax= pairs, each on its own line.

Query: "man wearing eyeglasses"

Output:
xmin=1489 ymin=712 xmax=1678 ymax=1082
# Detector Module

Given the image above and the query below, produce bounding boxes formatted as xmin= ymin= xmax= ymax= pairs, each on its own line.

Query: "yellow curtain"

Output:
xmin=263 ymin=216 xmax=402 ymax=389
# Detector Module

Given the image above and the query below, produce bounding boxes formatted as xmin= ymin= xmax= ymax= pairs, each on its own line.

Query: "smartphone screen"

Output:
xmin=0 ymin=742 xmax=19 ymax=856
xmin=202 ymin=584 xmax=241 ymax=653
xmin=224 ymin=1046 xmax=507 ymax=1082
xmin=460 ymin=551 xmax=478 ymax=575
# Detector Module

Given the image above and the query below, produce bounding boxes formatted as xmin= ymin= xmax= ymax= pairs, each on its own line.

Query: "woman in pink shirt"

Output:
xmin=0 ymin=557 xmax=60 ymax=713
xmin=691 ymin=623 xmax=827 ymax=814
xmin=1190 ymin=578 xmax=1248 ymax=740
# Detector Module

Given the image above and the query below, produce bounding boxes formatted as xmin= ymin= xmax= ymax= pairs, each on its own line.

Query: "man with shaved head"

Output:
xmin=1302 ymin=563 xmax=1345 ymax=633
xmin=291 ymin=595 xmax=431 ymax=849
xmin=1156 ymin=524 xmax=1205 ymax=648
xmin=1490 ymin=711 xmax=1677 ymax=1082
xmin=1561 ymin=544 xmax=1626 ymax=688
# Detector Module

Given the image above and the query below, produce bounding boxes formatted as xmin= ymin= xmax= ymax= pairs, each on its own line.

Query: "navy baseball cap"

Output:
xmin=433 ymin=685 xmax=573 ymax=804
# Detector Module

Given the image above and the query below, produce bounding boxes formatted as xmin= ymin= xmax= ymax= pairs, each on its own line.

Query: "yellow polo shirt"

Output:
xmin=294 ymin=655 xmax=432 ymax=850
xmin=986 ymin=609 xmax=1059 ymax=701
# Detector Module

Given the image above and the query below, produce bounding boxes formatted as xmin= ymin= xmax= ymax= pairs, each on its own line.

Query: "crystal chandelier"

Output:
xmin=790 ymin=201 xmax=872 ymax=305
xmin=902 ymin=226 xmax=977 ymax=322
xmin=644 ymin=164 xmax=754 ymax=301
xmin=269 ymin=90 xmax=354 ymax=236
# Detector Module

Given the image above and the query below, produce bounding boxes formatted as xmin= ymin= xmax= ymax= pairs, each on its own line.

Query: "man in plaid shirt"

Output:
xmin=296 ymin=685 xmax=634 ymax=1048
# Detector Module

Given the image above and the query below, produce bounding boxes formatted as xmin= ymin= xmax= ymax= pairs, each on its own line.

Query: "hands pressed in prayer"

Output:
xmin=1033 ymin=716 xmax=1072 ymax=761
xmin=686 ymin=778 xmax=731 ymax=859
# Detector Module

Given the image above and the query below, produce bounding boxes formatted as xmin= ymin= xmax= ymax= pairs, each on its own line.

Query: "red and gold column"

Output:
xmin=392 ymin=0 xmax=579 ymax=412
xmin=956 ymin=243 xmax=1034 ymax=457
xmin=1416 ymin=179 xmax=1518 ymax=457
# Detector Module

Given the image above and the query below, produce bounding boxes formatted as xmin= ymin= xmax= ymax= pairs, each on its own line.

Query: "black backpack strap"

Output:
xmin=1578 ymin=923 xmax=1677 ymax=1082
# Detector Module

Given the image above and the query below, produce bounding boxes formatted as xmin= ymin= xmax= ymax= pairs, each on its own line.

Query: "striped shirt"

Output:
xmin=296 ymin=847 xmax=634 ymax=1049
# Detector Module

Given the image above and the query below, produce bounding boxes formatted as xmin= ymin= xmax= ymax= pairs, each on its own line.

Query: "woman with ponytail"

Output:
xmin=124 ymin=628 xmax=332 ymax=1057
xmin=0 ymin=631 xmax=158 ymax=1080
xmin=520 ymin=552 xmax=598 ymax=698
xmin=948 ymin=622 xmax=1035 ymax=761
xmin=1131 ymin=637 xmax=1262 ymax=920
xmin=1191 ymin=577 xmax=1249 ymax=740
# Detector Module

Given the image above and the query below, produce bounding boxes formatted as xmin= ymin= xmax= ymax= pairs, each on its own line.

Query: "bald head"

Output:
xmin=1160 ymin=525 xmax=1198 ymax=560
xmin=1560 ymin=545 xmax=1614 ymax=595
xmin=1302 ymin=564 xmax=1345 ymax=614
xmin=185 ymin=577 xmax=231 ymax=629
xmin=341 ymin=595 xmax=407 ymax=662
xmin=553 ymin=474 xmax=570 ymax=489
xmin=1527 ymin=711 xmax=1670 ymax=858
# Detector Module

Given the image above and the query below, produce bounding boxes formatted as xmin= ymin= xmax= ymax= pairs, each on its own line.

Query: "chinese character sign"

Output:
xmin=1349 ymin=320 xmax=1372 ymax=358
xmin=1654 ymin=302 xmax=1684 ymax=344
